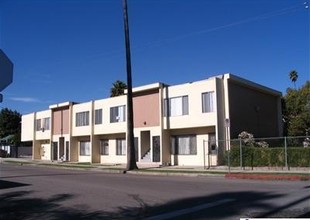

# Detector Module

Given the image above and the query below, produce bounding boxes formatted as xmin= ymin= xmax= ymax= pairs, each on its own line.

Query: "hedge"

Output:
xmin=227 ymin=146 xmax=310 ymax=168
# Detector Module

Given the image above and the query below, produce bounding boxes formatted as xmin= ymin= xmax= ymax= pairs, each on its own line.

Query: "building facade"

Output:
xmin=21 ymin=74 xmax=282 ymax=166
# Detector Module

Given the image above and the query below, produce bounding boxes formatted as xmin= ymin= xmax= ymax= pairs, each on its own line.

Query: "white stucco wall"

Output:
xmin=163 ymin=78 xmax=218 ymax=129
xmin=94 ymin=96 xmax=126 ymax=135
xmin=35 ymin=110 xmax=52 ymax=140
xmin=21 ymin=113 xmax=35 ymax=141
xmin=72 ymin=102 xmax=93 ymax=136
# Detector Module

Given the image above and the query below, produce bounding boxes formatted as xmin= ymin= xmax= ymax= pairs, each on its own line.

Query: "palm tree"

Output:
xmin=110 ymin=80 xmax=127 ymax=97
xmin=289 ymin=70 xmax=298 ymax=89
xmin=122 ymin=0 xmax=138 ymax=171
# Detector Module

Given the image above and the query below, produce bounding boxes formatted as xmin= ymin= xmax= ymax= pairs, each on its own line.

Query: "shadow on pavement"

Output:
xmin=0 ymin=189 xmax=309 ymax=219
xmin=0 ymin=180 xmax=30 ymax=190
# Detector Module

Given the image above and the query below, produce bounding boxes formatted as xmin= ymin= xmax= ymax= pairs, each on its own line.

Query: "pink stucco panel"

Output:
xmin=133 ymin=91 xmax=160 ymax=128
xmin=52 ymin=108 xmax=69 ymax=135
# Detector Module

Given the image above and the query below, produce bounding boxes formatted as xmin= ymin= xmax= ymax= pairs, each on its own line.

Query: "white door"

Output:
xmin=41 ymin=144 xmax=51 ymax=160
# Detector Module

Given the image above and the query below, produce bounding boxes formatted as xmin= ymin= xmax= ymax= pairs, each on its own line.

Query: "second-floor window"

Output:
xmin=202 ymin=91 xmax=214 ymax=113
xmin=36 ymin=117 xmax=50 ymax=131
xmin=95 ymin=109 xmax=103 ymax=125
xmin=110 ymin=105 xmax=126 ymax=123
xmin=36 ymin=119 xmax=41 ymax=131
xmin=164 ymin=96 xmax=189 ymax=117
xmin=76 ymin=111 xmax=90 ymax=127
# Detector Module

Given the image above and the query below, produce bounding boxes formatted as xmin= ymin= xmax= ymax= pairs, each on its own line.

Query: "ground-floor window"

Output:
xmin=100 ymin=140 xmax=109 ymax=155
xmin=116 ymin=139 xmax=126 ymax=155
xmin=171 ymin=135 xmax=197 ymax=155
xmin=80 ymin=141 xmax=90 ymax=156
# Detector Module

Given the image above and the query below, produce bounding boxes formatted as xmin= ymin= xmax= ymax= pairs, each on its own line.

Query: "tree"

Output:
xmin=283 ymin=81 xmax=310 ymax=136
xmin=0 ymin=108 xmax=21 ymax=146
xmin=110 ymin=80 xmax=127 ymax=97
xmin=289 ymin=70 xmax=298 ymax=89
xmin=122 ymin=0 xmax=138 ymax=170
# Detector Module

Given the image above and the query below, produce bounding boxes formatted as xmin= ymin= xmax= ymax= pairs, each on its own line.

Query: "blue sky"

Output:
xmin=0 ymin=0 xmax=309 ymax=114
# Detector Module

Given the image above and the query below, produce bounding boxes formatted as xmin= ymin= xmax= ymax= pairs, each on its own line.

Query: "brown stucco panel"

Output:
xmin=133 ymin=91 xmax=160 ymax=128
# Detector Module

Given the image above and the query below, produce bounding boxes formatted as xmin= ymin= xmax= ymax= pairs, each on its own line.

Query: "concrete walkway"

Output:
xmin=1 ymin=157 xmax=309 ymax=180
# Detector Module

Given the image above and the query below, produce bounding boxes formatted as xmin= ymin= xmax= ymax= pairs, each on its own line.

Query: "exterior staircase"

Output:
xmin=140 ymin=149 xmax=151 ymax=162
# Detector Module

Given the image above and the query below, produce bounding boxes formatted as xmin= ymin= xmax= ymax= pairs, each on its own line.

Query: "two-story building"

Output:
xmin=21 ymin=73 xmax=282 ymax=166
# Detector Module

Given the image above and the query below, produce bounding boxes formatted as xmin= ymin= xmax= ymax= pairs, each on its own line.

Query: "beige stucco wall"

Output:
xmin=93 ymin=96 xmax=126 ymax=135
xmin=72 ymin=102 xmax=92 ymax=136
xmin=97 ymin=133 xmax=126 ymax=164
xmin=169 ymin=127 xmax=216 ymax=166
xmin=163 ymin=78 xmax=218 ymax=130
xmin=21 ymin=113 xmax=35 ymax=142
xmin=35 ymin=110 xmax=51 ymax=140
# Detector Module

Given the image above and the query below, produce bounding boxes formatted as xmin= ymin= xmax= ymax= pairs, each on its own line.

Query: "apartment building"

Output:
xmin=21 ymin=73 xmax=282 ymax=166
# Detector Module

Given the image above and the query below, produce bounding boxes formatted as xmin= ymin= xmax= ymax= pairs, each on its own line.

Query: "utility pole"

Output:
xmin=122 ymin=0 xmax=138 ymax=171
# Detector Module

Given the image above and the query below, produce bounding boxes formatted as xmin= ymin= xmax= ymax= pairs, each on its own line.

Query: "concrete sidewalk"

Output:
xmin=1 ymin=157 xmax=309 ymax=180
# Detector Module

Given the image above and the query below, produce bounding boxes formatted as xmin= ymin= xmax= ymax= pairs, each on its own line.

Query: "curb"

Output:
xmin=225 ymin=173 xmax=310 ymax=181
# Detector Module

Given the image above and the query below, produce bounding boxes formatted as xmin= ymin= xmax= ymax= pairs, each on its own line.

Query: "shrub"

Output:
xmin=227 ymin=147 xmax=310 ymax=167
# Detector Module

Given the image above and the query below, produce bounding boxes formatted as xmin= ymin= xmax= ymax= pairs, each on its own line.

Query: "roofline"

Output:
xmin=224 ymin=73 xmax=282 ymax=96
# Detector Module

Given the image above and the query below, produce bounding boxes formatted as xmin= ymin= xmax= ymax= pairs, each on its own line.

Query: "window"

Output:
xmin=116 ymin=139 xmax=126 ymax=155
xmin=43 ymin=117 xmax=50 ymax=130
xmin=36 ymin=119 xmax=41 ymax=131
xmin=95 ymin=109 xmax=103 ymax=125
xmin=36 ymin=118 xmax=50 ymax=131
xmin=100 ymin=140 xmax=109 ymax=155
xmin=76 ymin=111 xmax=90 ymax=127
xmin=164 ymin=96 xmax=189 ymax=117
xmin=202 ymin=92 xmax=214 ymax=113
xmin=80 ymin=141 xmax=90 ymax=156
xmin=171 ymin=135 xmax=197 ymax=155
xmin=110 ymin=105 xmax=126 ymax=123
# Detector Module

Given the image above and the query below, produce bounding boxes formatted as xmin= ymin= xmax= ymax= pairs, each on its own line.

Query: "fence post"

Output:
xmin=239 ymin=138 xmax=242 ymax=169
xmin=228 ymin=148 xmax=231 ymax=173
xmin=284 ymin=136 xmax=288 ymax=170
xmin=203 ymin=140 xmax=206 ymax=170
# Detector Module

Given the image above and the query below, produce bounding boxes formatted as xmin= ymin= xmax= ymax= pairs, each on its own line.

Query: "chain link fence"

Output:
xmin=204 ymin=136 xmax=310 ymax=171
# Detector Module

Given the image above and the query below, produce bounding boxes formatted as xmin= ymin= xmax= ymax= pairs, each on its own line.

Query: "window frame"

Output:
xmin=170 ymin=135 xmax=197 ymax=155
xmin=95 ymin=109 xmax=103 ymax=125
xmin=80 ymin=141 xmax=90 ymax=156
xmin=110 ymin=105 xmax=126 ymax=123
xmin=202 ymin=91 xmax=215 ymax=113
xmin=116 ymin=139 xmax=126 ymax=156
xmin=164 ymin=95 xmax=189 ymax=117
xmin=76 ymin=111 xmax=90 ymax=127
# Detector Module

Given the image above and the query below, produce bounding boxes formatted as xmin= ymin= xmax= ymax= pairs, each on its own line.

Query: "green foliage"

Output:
xmin=110 ymin=80 xmax=127 ymax=97
xmin=227 ymin=146 xmax=310 ymax=167
xmin=0 ymin=108 xmax=21 ymax=145
xmin=283 ymin=80 xmax=310 ymax=136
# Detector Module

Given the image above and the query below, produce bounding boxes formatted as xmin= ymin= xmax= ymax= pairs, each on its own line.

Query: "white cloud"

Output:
xmin=9 ymin=97 xmax=41 ymax=103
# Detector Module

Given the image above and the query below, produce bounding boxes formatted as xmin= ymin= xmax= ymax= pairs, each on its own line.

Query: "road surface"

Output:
xmin=0 ymin=163 xmax=309 ymax=219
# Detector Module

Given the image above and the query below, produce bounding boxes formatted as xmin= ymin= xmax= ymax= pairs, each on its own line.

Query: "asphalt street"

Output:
xmin=0 ymin=163 xmax=309 ymax=219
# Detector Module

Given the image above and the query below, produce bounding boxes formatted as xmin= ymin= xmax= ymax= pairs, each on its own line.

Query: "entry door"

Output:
xmin=65 ymin=141 xmax=69 ymax=161
xmin=152 ymin=136 xmax=160 ymax=162
xmin=59 ymin=137 xmax=65 ymax=159
xmin=52 ymin=142 xmax=58 ymax=161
